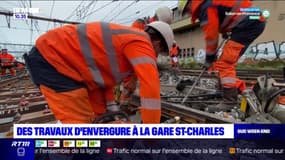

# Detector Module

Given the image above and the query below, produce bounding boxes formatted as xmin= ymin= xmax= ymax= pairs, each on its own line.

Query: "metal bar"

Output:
xmin=181 ymin=38 xmax=228 ymax=104
xmin=0 ymin=11 xmax=80 ymax=24
xmin=181 ymin=68 xmax=206 ymax=104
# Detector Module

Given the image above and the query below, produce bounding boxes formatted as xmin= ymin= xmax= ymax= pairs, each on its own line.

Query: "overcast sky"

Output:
xmin=0 ymin=0 xmax=178 ymax=58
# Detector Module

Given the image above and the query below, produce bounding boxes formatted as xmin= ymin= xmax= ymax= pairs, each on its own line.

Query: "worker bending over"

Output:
xmin=118 ymin=6 xmax=174 ymax=105
xmin=179 ymin=0 xmax=266 ymax=112
xmin=132 ymin=6 xmax=173 ymax=30
xmin=25 ymin=21 xmax=174 ymax=124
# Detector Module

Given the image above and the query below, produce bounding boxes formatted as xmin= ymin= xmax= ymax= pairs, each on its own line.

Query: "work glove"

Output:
xmin=123 ymin=76 xmax=137 ymax=92
xmin=203 ymin=54 xmax=217 ymax=70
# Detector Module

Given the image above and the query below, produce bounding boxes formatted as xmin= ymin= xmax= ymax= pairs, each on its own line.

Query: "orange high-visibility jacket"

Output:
xmin=170 ymin=45 xmax=178 ymax=57
xmin=36 ymin=22 xmax=161 ymax=123
xmin=17 ymin=63 xmax=25 ymax=71
xmin=0 ymin=53 xmax=15 ymax=67
xmin=131 ymin=18 xmax=148 ymax=30
xmin=190 ymin=0 xmax=252 ymax=56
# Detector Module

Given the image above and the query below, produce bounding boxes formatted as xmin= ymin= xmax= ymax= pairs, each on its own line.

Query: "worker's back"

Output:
xmin=36 ymin=22 xmax=155 ymax=90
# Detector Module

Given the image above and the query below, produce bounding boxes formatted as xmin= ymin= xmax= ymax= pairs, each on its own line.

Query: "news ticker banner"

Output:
xmin=14 ymin=124 xmax=233 ymax=139
xmin=1 ymin=139 xmax=285 ymax=160
xmin=13 ymin=124 xmax=285 ymax=139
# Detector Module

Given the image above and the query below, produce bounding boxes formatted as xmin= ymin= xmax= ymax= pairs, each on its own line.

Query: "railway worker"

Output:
xmin=170 ymin=40 xmax=179 ymax=70
xmin=132 ymin=6 xmax=173 ymax=30
xmin=0 ymin=48 xmax=16 ymax=76
xmin=118 ymin=6 xmax=174 ymax=105
xmin=169 ymin=40 xmax=180 ymax=80
xmin=15 ymin=61 xmax=25 ymax=72
xmin=178 ymin=0 xmax=266 ymax=112
xmin=25 ymin=21 xmax=174 ymax=124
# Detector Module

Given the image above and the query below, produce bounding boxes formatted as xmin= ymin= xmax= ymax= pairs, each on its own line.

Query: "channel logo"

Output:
xmin=262 ymin=9 xmax=270 ymax=18
xmin=89 ymin=140 xmax=101 ymax=147
xmin=35 ymin=140 xmax=47 ymax=148
xmin=76 ymin=140 xmax=88 ymax=147
xmin=63 ymin=140 xmax=75 ymax=148
xmin=48 ymin=140 xmax=60 ymax=147
xmin=17 ymin=147 xmax=25 ymax=157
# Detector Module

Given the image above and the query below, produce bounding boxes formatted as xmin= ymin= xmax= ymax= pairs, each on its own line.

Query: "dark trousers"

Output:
xmin=230 ymin=17 xmax=266 ymax=56
xmin=24 ymin=47 xmax=84 ymax=92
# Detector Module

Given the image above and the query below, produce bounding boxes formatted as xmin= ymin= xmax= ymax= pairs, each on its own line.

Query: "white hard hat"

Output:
xmin=146 ymin=21 xmax=174 ymax=56
xmin=155 ymin=7 xmax=173 ymax=24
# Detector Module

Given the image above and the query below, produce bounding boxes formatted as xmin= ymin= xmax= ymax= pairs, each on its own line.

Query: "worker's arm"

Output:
xmin=104 ymin=87 xmax=117 ymax=105
xmin=123 ymin=41 xmax=161 ymax=124
xmin=200 ymin=6 xmax=220 ymax=63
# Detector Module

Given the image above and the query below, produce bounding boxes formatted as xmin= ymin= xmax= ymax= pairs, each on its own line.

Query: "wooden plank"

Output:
xmin=0 ymin=90 xmax=41 ymax=99
xmin=0 ymin=101 xmax=47 ymax=118
xmin=0 ymin=96 xmax=45 ymax=105
xmin=19 ymin=110 xmax=55 ymax=123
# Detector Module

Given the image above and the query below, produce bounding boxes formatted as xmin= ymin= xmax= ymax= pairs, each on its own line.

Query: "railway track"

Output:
xmin=161 ymin=101 xmax=235 ymax=123
xmin=130 ymin=95 xmax=235 ymax=123
xmin=0 ymin=72 xmax=54 ymax=137
xmin=0 ymin=68 xmax=283 ymax=137
xmin=179 ymin=69 xmax=284 ymax=82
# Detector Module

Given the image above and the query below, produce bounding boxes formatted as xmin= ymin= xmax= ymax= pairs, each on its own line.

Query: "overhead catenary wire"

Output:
xmin=115 ymin=1 xmax=172 ymax=25
xmin=0 ymin=11 xmax=81 ymax=24
xmin=0 ymin=42 xmax=33 ymax=46
xmin=108 ymin=1 xmax=138 ymax=22
xmin=0 ymin=1 xmax=178 ymax=46
xmin=82 ymin=0 xmax=98 ymax=22
xmin=19 ymin=0 xmax=30 ymax=26
xmin=29 ymin=0 xmax=33 ymax=45
xmin=46 ymin=0 xmax=55 ymax=30
xmin=73 ymin=0 xmax=99 ymax=21
xmin=79 ymin=1 xmax=114 ymax=20
xmin=116 ymin=1 xmax=161 ymax=22
xmin=101 ymin=1 xmax=121 ymax=21
xmin=85 ymin=0 xmax=98 ymax=22
xmin=64 ymin=0 xmax=85 ymax=20
xmin=113 ymin=2 xmax=153 ymax=23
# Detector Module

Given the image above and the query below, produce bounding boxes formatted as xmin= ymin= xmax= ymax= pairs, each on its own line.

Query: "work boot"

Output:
xmin=207 ymin=88 xmax=238 ymax=113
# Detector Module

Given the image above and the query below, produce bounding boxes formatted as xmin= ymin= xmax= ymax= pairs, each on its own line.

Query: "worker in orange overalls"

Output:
xmin=178 ymin=0 xmax=266 ymax=112
xmin=169 ymin=40 xmax=180 ymax=80
xmin=25 ymin=21 xmax=174 ymax=124
xmin=0 ymin=48 xmax=16 ymax=76
xmin=118 ymin=6 xmax=174 ymax=105
xmin=170 ymin=41 xmax=179 ymax=69
xmin=16 ymin=61 xmax=25 ymax=72
xmin=131 ymin=6 xmax=173 ymax=30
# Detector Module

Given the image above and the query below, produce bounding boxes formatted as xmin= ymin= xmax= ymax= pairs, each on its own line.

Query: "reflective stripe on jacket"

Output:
xmin=36 ymin=22 xmax=161 ymax=123
xmin=0 ymin=53 xmax=15 ymax=66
